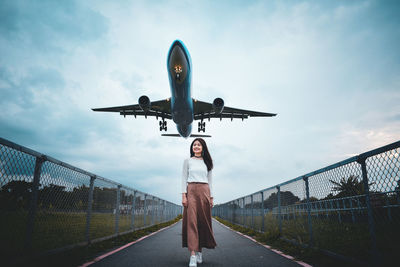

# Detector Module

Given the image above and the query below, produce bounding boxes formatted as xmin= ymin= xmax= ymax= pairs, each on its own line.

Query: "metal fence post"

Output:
xmin=277 ymin=186 xmax=282 ymax=235
xmin=228 ymin=203 xmax=231 ymax=221
xmin=233 ymin=201 xmax=235 ymax=222
xmin=24 ymin=156 xmax=44 ymax=250
xmin=165 ymin=202 xmax=168 ymax=221
xmin=251 ymin=195 xmax=254 ymax=229
xmin=158 ymin=198 xmax=160 ymax=223
xmin=131 ymin=190 xmax=137 ymax=230
xmin=261 ymin=191 xmax=265 ymax=232
xmin=151 ymin=196 xmax=155 ymax=226
xmin=303 ymin=176 xmax=314 ymax=247
xmin=230 ymin=201 xmax=233 ymax=222
xmin=164 ymin=200 xmax=166 ymax=222
xmin=85 ymin=175 xmax=96 ymax=243
xmin=349 ymin=198 xmax=355 ymax=223
xmin=156 ymin=198 xmax=159 ymax=223
xmin=235 ymin=200 xmax=238 ymax=224
xmin=161 ymin=200 xmax=163 ymax=222
xmin=144 ymin=194 xmax=147 ymax=226
xmin=168 ymin=202 xmax=170 ymax=220
xmin=164 ymin=201 xmax=166 ymax=222
xmin=166 ymin=202 xmax=168 ymax=221
xmin=229 ymin=202 xmax=231 ymax=222
xmin=156 ymin=197 xmax=159 ymax=223
xmin=357 ymin=156 xmax=379 ymax=265
xmin=115 ymin=185 xmax=121 ymax=234
xmin=156 ymin=197 xmax=158 ymax=224
xmin=242 ymin=197 xmax=245 ymax=226
xmin=158 ymin=199 xmax=160 ymax=223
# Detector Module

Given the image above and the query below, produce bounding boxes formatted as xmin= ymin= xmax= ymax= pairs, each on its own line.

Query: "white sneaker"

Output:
xmin=196 ymin=252 xmax=202 ymax=263
xmin=189 ymin=255 xmax=197 ymax=267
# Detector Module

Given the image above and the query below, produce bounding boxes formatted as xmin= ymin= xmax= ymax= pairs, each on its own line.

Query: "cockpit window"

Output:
xmin=174 ymin=65 xmax=182 ymax=73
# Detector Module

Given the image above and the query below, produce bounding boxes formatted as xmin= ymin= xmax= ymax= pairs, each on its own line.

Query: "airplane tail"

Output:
xmin=161 ymin=134 xmax=211 ymax=138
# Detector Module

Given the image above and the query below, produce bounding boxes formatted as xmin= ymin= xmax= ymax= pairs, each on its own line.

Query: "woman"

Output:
xmin=182 ymin=138 xmax=217 ymax=267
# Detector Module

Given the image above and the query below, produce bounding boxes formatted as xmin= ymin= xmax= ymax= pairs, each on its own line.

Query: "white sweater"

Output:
xmin=182 ymin=157 xmax=213 ymax=197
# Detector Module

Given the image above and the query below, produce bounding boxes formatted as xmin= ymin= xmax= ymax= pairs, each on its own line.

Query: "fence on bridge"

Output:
xmin=0 ymin=137 xmax=181 ymax=259
xmin=213 ymin=140 xmax=400 ymax=265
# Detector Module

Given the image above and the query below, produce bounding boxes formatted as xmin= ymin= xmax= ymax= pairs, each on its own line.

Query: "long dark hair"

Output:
xmin=190 ymin=138 xmax=213 ymax=171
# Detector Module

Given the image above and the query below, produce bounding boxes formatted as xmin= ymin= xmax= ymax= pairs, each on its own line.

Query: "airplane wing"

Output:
xmin=193 ymin=100 xmax=276 ymax=121
xmin=92 ymin=99 xmax=172 ymax=119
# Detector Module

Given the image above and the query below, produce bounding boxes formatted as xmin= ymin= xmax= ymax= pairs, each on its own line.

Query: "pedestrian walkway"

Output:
xmin=89 ymin=219 xmax=304 ymax=267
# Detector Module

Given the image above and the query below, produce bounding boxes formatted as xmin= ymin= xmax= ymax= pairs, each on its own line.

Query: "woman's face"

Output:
xmin=192 ymin=140 xmax=203 ymax=154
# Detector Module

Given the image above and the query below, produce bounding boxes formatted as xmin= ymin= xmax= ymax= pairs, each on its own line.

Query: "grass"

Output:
xmin=214 ymin=216 xmax=365 ymax=267
xmin=4 ymin=214 xmax=182 ymax=267
xmin=217 ymin=213 xmax=400 ymax=266
xmin=0 ymin=210 xmax=179 ymax=265
xmin=217 ymin=214 xmax=400 ymax=266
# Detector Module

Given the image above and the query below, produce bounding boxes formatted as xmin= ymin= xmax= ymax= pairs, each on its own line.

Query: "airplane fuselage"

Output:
xmin=92 ymin=40 xmax=276 ymax=138
xmin=167 ymin=40 xmax=194 ymax=138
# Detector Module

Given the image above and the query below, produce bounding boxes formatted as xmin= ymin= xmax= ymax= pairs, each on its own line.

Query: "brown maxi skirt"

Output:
xmin=182 ymin=183 xmax=217 ymax=251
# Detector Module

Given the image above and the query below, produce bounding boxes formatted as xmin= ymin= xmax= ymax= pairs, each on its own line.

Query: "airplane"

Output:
xmin=92 ymin=40 xmax=277 ymax=138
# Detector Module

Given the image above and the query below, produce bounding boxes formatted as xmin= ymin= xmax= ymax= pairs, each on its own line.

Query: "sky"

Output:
xmin=1 ymin=0 xmax=399 ymax=205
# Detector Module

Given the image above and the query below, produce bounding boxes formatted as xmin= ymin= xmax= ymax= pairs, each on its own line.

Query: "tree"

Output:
xmin=262 ymin=191 xmax=300 ymax=209
xmin=0 ymin=180 xmax=32 ymax=210
xmin=329 ymin=175 xmax=368 ymax=197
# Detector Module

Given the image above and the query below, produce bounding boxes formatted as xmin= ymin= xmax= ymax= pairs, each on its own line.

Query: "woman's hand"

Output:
xmin=210 ymin=197 xmax=213 ymax=207
xmin=182 ymin=194 xmax=188 ymax=207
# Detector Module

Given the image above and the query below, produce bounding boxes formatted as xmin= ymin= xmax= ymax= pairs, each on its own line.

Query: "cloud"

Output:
xmin=0 ymin=0 xmax=108 ymax=50
xmin=1 ymin=0 xmax=399 ymax=205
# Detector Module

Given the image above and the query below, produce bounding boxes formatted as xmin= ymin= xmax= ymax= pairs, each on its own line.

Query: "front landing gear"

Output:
xmin=159 ymin=119 xmax=167 ymax=131
xmin=198 ymin=120 xmax=205 ymax=132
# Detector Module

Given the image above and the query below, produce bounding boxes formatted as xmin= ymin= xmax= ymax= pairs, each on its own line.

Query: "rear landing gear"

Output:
xmin=159 ymin=119 xmax=167 ymax=131
xmin=198 ymin=121 xmax=205 ymax=132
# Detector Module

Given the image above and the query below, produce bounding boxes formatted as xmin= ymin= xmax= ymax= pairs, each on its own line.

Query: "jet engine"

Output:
xmin=138 ymin=95 xmax=151 ymax=112
xmin=212 ymin=98 xmax=224 ymax=114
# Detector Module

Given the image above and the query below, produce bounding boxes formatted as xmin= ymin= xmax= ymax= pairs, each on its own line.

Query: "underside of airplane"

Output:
xmin=92 ymin=40 xmax=276 ymax=138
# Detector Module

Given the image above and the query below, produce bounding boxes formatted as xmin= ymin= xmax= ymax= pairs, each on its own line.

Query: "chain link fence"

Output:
xmin=213 ymin=140 xmax=400 ymax=265
xmin=0 ymin=137 xmax=181 ymax=260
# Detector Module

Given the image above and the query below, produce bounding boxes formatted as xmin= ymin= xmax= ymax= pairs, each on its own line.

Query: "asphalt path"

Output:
xmin=90 ymin=219 xmax=303 ymax=267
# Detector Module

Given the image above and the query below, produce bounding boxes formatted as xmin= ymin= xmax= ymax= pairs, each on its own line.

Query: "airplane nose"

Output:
xmin=170 ymin=44 xmax=185 ymax=62
xmin=168 ymin=43 xmax=188 ymax=83
xmin=171 ymin=40 xmax=183 ymax=49
xmin=177 ymin=124 xmax=191 ymax=138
